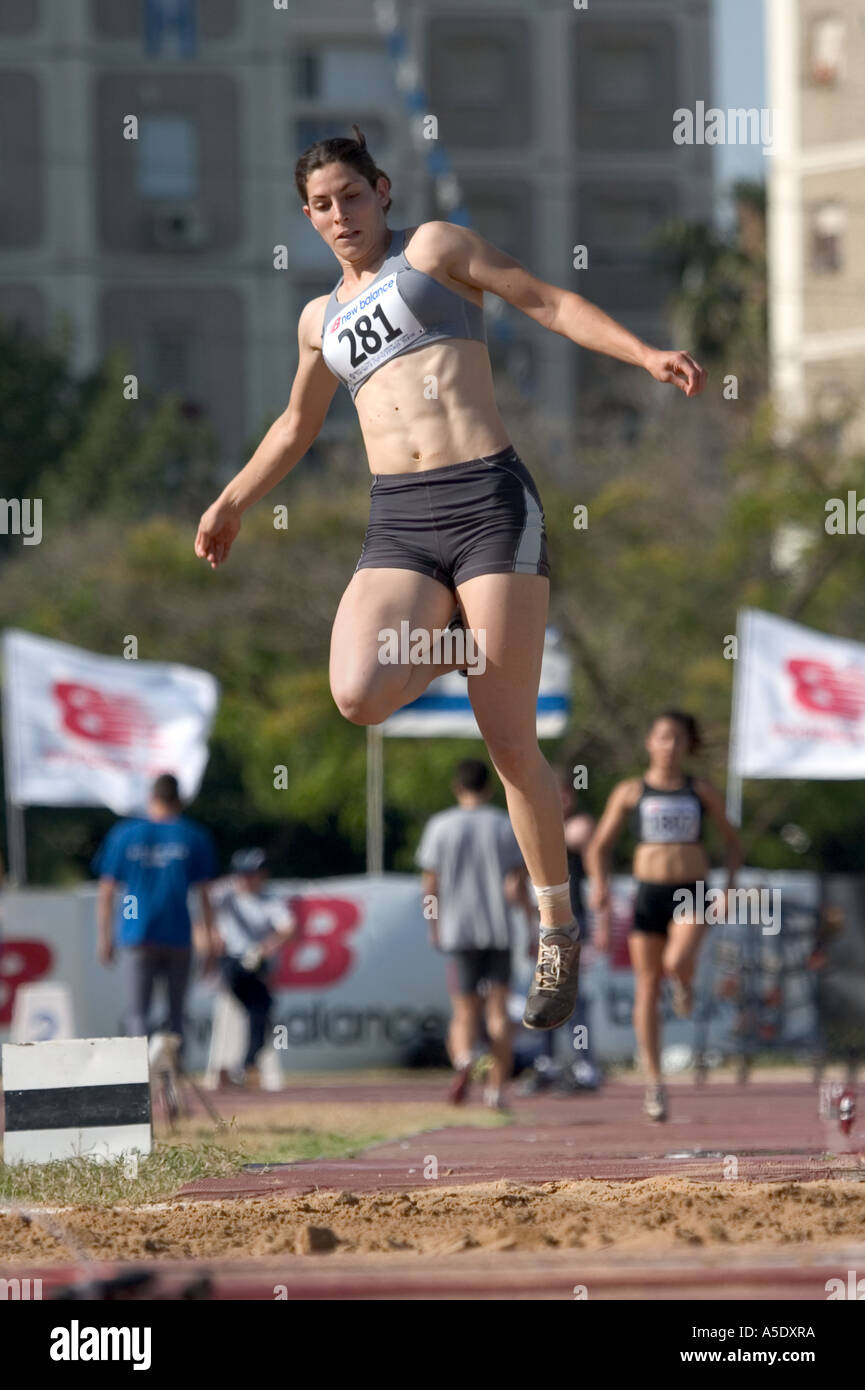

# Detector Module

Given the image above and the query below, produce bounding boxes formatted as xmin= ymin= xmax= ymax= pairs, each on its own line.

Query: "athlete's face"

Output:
xmin=303 ymin=162 xmax=389 ymax=258
xmin=645 ymin=718 xmax=688 ymax=770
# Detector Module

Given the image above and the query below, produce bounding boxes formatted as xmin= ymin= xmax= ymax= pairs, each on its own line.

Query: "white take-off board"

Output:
xmin=1 ymin=1036 xmax=152 ymax=1164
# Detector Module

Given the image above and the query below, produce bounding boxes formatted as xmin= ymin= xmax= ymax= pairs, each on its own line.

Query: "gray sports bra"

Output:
xmin=320 ymin=227 xmax=487 ymax=399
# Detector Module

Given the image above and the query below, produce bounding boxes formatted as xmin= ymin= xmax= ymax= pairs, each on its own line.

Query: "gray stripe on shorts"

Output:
xmin=513 ymin=484 xmax=543 ymax=573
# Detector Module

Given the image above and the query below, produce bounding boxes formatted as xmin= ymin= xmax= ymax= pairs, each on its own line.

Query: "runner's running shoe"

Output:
xmin=448 ymin=1063 xmax=472 ymax=1104
xmin=643 ymin=1083 xmax=668 ymax=1122
xmin=522 ymin=933 xmax=581 ymax=1030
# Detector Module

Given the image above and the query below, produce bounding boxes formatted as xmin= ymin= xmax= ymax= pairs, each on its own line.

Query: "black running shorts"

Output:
xmin=446 ymin=947 xmax=512 ymax=996
xmin=631 ymin=881 xmax=700 ymax=936
xmin=355 ymin=444 xmax=550 ymax=592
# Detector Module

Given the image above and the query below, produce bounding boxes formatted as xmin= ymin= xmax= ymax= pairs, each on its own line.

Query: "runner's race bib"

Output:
xmin=640 ymin=796 xmax=700 ymax=843
xmin=324 ymin=274 xmax=425 ymax=390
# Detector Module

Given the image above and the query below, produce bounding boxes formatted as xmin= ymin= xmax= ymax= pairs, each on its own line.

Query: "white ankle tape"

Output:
xmin=532 ymin=882 xmax=571 ymax=914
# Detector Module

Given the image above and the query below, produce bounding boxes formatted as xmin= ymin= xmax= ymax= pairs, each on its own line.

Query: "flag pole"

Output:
xmin=726 ymin=608 xmax=745 ymax=827
xmin=1 ymin=637 xmax=27 ymax=885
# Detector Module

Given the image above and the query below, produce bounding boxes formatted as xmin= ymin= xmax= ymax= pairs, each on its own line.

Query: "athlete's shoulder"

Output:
xmin=691 ymin=776 xmax=718 ymax=805
xmin=403 ymin=219 xmax=478 ymax=265
xmin=615 ymin=777 xmax=644 ymax=806
xmin=299 ymin=294 xmax=331 ymax=345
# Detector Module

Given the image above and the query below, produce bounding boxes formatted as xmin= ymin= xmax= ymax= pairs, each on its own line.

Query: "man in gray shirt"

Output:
xmin=416 ymin=758 xmax=529 ymax=1109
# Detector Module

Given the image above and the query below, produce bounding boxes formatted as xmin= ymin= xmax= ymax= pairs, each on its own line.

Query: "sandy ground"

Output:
xmin=3 ymin=1177 xmax=865 ymax=1262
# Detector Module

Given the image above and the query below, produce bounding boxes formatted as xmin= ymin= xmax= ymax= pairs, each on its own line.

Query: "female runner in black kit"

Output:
xmin=195 ymin=127 xmax=707 ymax=1032
xmin=585 ymin=711 xmax=743 ymax=1121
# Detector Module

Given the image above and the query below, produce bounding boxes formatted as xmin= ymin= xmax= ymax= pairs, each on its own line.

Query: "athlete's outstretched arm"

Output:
xmin=435 ymin=222 xmax=707 ymax=398
xmin=194 ymin=297 xmax=339 ymax=569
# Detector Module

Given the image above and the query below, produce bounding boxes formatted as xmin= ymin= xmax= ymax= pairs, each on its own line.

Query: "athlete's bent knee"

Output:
xmin=331 ymin=679 xmax=388 ymax=726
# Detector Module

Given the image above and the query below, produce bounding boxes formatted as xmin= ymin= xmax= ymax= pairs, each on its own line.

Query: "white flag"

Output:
xmin=2 ymin=630 xmax=219 ymax=813
xmin=382 ymin=626 xmax=571 ymax=738
xmin=730 ymin=608 xmax=865 ymax=778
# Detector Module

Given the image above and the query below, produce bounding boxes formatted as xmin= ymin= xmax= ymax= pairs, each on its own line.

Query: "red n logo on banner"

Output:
xmin=787 ymin=659 xmax=865 ymax=720
xmin=272 ymin=898 xmax=362 ymax=988
xmin=53 ymin=683 xmax=156 ymax=746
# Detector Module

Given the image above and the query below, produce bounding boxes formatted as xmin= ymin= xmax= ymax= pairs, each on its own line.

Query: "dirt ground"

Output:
xmin=3 ymin=1177 xmax=865 ymax=1262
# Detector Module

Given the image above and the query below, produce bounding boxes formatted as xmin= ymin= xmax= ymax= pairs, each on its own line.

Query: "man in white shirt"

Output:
xmin=209 ymin=848 xmax=297 ymax=1083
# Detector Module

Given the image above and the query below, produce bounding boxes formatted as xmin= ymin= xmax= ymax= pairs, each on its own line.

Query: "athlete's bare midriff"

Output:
xmin=633 ymin=842 xmax=709 ymax=884
xmin=314 ymin=227 xmax=512 ymax=474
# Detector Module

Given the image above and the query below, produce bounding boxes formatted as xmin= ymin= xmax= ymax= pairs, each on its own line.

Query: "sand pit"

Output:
xmin=3 ymin=1177 xmax=865 ymax=1263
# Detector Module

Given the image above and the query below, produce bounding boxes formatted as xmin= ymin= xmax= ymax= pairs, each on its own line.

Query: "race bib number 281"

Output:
xmin=326 ymin=274 xmax=425 ymax=387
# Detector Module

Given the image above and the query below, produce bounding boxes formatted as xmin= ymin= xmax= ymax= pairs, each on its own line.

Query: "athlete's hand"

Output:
xmin=195 ymin=500 xmax=242 ymax=569
xmin=643 ymin=348 xmax=707 ymax=398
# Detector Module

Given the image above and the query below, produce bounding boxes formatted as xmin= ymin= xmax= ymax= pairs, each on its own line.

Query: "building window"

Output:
xmin=137 ymin=116 xmax=199 ymax=199
xmin=148 ymin=322 xmax=195 ymax=395
xmin=437 ymin=44 xmax=511 ymax=109
xmin=292 ymin=47 xmax=396 ymax=106
xmin=461 ymin=182 xmax=531 ymax=258
xmin=590 ymin=44 xmax=657 ymax=110
xmin=810 ymin=15 xmax=845 ymax=85
xmin=469 ymin=198 xmax=519 ymax=253
xmin=812 ymin=202 xmax=845 ymax=272
xmin=428 ymin=20 xmax=531 ymax=147
xmin=590 ymin=194 xmax=669 ymax=267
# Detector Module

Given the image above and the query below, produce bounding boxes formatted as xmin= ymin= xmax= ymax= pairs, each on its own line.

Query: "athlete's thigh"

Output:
xmin=628 ymin=931 xmax=666 ymax=981
xmin=664 ymin=917 xmax=707 ymax=966
xmin=455 ymin=572 xmax=549 ymax=737
xmin=329 ymin=566 xmax=455 ymax=697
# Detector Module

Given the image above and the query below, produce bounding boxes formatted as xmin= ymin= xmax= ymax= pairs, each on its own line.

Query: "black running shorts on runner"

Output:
xmin=631 ymin=881 xmax=700 ymax=936
xmin=446 ymin=948 xmax=512 ymax=996
xmin=355 ymin=444 xmax=550 ymax=591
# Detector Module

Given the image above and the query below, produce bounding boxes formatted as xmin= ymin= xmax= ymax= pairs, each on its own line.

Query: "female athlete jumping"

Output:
xmin=194 ymin=127 xmax=707 ymax=1030
xmin=584 ymin=711 xmax=743 ymax=1120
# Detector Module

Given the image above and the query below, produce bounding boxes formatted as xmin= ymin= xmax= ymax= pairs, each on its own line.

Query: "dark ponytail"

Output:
xmin=295 ymin=124 xmax=392 ymax=212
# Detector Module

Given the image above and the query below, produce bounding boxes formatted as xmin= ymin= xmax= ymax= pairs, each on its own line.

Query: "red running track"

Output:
xmin=179 ymin=1078 xmax=865 ymax=1199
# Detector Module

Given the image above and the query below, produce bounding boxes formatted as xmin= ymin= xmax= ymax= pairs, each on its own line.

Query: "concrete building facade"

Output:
xmin=768 ymin=0 xmax=865 ymax=451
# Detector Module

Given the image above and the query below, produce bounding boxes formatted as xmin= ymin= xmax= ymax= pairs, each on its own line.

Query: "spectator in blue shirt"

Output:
xmin=92 ymin=772 xmax=220 ymax=1057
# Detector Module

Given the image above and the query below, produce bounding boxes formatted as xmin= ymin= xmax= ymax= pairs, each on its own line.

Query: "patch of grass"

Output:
xmin=0 ymin=1140 xmax=241 ymax=1209
xmin=0 ymin=1107 xmax=510 ymax=1209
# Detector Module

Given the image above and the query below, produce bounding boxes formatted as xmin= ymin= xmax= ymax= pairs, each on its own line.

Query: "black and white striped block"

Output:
xmin=1 ymin=1037 xmax=152 ymax=1164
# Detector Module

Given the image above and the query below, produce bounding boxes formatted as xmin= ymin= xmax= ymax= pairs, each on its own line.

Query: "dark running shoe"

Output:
xmin=522 ymin=933 xmax=582 ymax=1030
xmin=448 ymin=1063 xmax=472 ymax=1104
